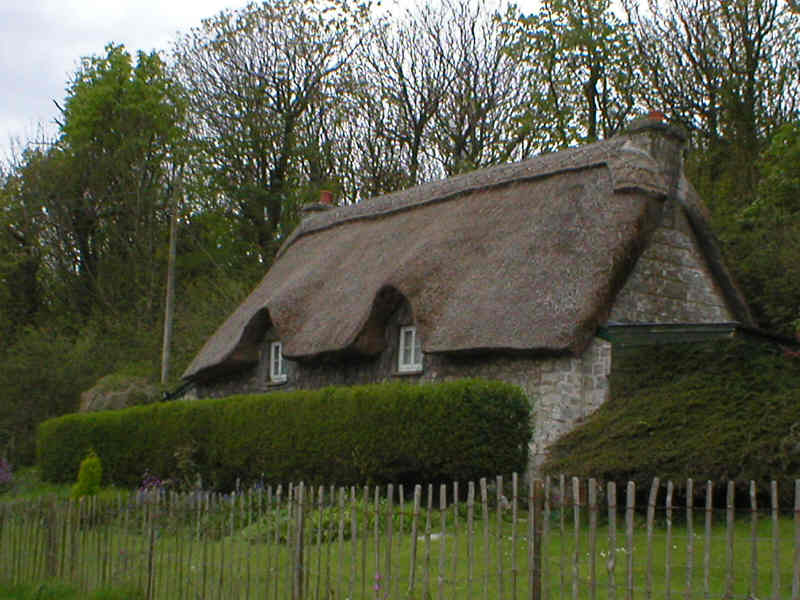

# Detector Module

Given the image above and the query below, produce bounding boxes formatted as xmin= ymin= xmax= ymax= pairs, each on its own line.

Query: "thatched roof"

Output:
xmin=184 ymin=124 xmax=752 ymax=382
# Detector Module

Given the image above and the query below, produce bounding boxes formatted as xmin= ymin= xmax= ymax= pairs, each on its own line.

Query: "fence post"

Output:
xmin=146 ymin=494 xmax=156 ymax=600
xmin=531 ymin=479 xmax=543 ymax=600
xmin=45 ymin=498 xmax=59 ymax=578
xmin=293 ymin=482 xmax=305 ymax=600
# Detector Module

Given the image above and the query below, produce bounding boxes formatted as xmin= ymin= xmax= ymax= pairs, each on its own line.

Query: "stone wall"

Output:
xmin=610 ymin=198 xmax=733 ymax=323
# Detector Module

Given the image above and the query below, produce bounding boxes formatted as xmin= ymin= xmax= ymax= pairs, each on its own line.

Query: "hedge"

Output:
xmin=542 ymin=339 xmax=800 ymax=494
xmin=38 ymin=379 xmax=532 ymax=490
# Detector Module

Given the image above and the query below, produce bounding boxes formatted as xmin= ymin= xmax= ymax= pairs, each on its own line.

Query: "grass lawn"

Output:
xmin=2 ymin=482 xmax=798 ymax=599
xmin=0 ymin=581 xmax=143 ymax=600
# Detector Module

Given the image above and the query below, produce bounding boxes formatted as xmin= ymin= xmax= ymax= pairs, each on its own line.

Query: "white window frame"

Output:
xmin=398 ymin=326 xmax=423 ymax=373
xmin=269 ymin=341 xmax=287 ymax=383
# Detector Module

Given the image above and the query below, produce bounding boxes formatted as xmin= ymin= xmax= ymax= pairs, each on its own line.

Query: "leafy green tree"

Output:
xmin=625 ymin=0 xmax=800 ymax=212
xmin=509 ymin=0 xmax=640 ymax=149
xmin=0 ymin=166 xmax=40 ymax=342
xmin=53 ymin=43 xmax=187 ymax=319
xmin=728 ymin=122 xmax=800 ymax=334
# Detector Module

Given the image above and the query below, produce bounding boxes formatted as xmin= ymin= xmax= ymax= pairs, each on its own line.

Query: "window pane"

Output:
xmin=413 ymin=331 xmax=422 ymax=366
xmin=278 ymin=346 xmax=286 ymax=376
xmin=271 ymin=342 xmax=285 ymax=380
xmin=401 ymin=329 xmax=411 ymax=365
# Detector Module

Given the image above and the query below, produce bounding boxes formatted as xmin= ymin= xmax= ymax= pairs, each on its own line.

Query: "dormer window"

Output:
xmin=270 ymin=341 xmax=287 ymax=383
xmin=398 ymin=326 xmax=423 ymax=373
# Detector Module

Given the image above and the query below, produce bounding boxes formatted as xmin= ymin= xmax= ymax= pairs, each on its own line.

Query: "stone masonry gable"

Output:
xmin=609 ymin=197 xmax=734 ymax=324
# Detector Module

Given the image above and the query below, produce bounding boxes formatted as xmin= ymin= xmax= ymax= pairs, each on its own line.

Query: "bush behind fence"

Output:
xmin=2 ymin=474 xmax=800 ymax=599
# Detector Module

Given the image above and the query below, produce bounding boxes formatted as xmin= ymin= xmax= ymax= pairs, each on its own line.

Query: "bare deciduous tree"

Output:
xmin=173 ymin=0 xmax=370 ymax=259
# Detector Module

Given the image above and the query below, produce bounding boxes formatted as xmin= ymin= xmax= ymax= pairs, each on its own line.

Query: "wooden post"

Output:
xmin=588 ymin=479 xmax=598 ymax=600
xmin=362 ymin=485 xmax=368 ymax=599
xmin=146 ymin=499 xmax=156 ymax=600
xmin=439 ymin=483 xmax=447 ymax=600
xmin=326 ymin=486 xmax=334 ymax=600
xmin=374 ymin=486 xmax=381 ymax=600
xmin=793 ymin=480 xmax=800 ymax=600
xmin=704 ymin=481 xmax=712 ymax=600
xmin=686 ymin=478 xmax=694 ymax=600
xmin=452 ymin=481 xmax=459 ymax=598
xmin=560 ymin=474 xmax=566 ymax=596
xmin=315 ymin=486 xmax=323 ymax=600
xmin=424 ymin=484 xmax=433 ymax=600
xmin=498 ymin=475 xmax=505 ymax=600
xmin=750 ymin=480 xmax=758 ymax=598
xmin=532 ymin=479 xmax=544 ymax=600
xmin=160 ymin=174 xmax=180 ymax=385
xmin=408 ymin=484 xmax=421 ymax=597
xmin=607 ymin=482 xmax=617 ymax=600
xmin=725 ymin=481 xmax=735 ymax=599
xmin=468 ymin=480 xmax=475 ymax=599
xmin=481 ymin=478 xmax=490 ymax=600
xmin=771 ymin=481 xmax=780 ymax=600
xmin=349 ymin=486 xmax=357 ymax=600
xmin=293 ymin=483 xmax=305 ymax=600
xmin=512 ymin=474 xmax=519 ymax=600
xmin=46 ymin=499 xmax=59 ymax=578
xmin=666 ymin=481 xmax=673 ymax=600
xmin=645 ymin=478 xmax=660 ymax=600
xmin=543 ymin=477 xmax=551 ymax=600
xmin=387 ymin=484 xmax=394 ymax=599
xmin=337 ymin=487 xmax=345 ymax=600
xmin=625 ymin=482 xmax=635 ymax=600
xmin=573 ymin=477 xmax=581 ymax=600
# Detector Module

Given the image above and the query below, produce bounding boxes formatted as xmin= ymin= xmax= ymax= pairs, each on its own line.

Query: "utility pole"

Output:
xmin=161 ymin=174 xmax=180 ymax=385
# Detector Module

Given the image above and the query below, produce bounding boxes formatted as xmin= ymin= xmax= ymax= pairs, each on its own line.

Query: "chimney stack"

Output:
xmin=301 ymin=190 xmax=336 ymax=215
xmin=625 ymin=111 xmax=688 ymax=191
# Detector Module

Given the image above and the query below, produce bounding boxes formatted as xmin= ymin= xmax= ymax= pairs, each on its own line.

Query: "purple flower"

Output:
xmin=0 ymin=457 xmax=12 ymax=487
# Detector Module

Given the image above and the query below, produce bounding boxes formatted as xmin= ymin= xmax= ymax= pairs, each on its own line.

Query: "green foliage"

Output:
xmin=0 ymin=581 xmax=144 ymax=600
xmin=71 ymin=450 xmax=102 ymax=498
xmin=726 ymin=121 xmax=800 ymax=335
xmin=38 ymin=379 xmax=532 ymax=490
xmin=241 ymin=495 xmax=411 ymax=544
xmin=542 ymin=340 xmax=800 ymax=491
xmin=509 ymin=0 xmax=639 ymax=147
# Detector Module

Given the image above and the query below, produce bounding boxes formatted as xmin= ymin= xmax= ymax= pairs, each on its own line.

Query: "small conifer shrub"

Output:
xmin=71 ymin=449 xmax=102 ymax=498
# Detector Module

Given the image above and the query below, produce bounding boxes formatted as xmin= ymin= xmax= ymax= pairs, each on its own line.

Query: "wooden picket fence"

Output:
xmin=1 ymin=474 xmax=800 ymax=599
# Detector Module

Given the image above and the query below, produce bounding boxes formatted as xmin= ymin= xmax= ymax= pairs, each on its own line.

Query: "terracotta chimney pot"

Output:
xmin=320 ymin=190 xmax=334 ymax=205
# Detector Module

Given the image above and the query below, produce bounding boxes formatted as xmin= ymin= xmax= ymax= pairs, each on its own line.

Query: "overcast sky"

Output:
xmin=1 ymin=0 xmax=539 ymax=163
xmin=0 ymin=0 xmax=244 ymax=161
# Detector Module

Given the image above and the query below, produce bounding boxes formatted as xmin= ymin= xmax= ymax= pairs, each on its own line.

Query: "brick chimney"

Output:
xmin=624 ymin=111 xmax=688 ymax=192
xmin=301 ymin=190 xmax=336 ymax=215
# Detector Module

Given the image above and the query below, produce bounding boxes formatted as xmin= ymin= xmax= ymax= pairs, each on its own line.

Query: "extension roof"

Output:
xmin=184 ymin=124 xmax=752 ymax=382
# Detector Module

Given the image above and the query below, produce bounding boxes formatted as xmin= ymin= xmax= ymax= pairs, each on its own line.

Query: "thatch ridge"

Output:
xmin=279 ymin=137 xmax=667 ymax=259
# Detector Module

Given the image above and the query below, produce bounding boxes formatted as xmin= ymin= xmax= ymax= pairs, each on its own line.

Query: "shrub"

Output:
xmin=38 ymin=379 xmax=532 ymax=490
xmin=542 ymin=339 xmax=800 ymax=495
xmin=71 ymin=450 xmax=102 ymax=498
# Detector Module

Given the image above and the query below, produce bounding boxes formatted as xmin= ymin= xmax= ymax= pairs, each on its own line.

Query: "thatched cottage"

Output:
xmin=183 ymin=115 xmax=753 ymax=466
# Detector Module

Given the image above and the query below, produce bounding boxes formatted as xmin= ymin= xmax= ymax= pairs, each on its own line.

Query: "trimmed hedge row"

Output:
xmin=38 ymin=379 xmax=532 ymax=490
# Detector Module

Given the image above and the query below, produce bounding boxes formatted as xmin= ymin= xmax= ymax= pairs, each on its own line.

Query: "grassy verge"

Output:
xmin=0 ymin=581 xmax=143 ymax=600
xmin=1 ymin=490 xmax=797 ymax=599
xmin=0 ymin=467 xmax=125 ymax=503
